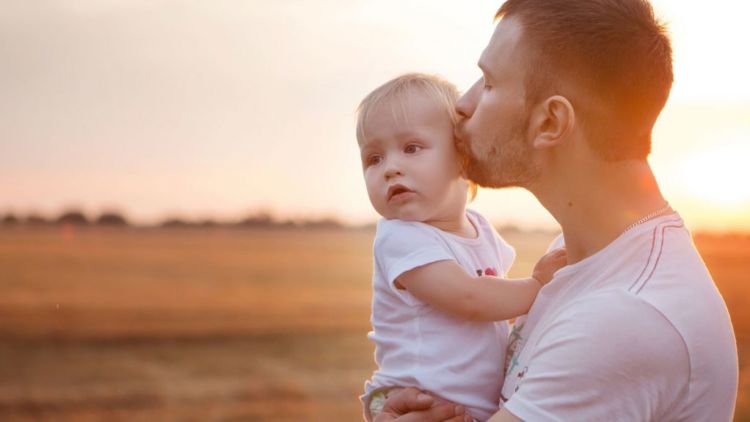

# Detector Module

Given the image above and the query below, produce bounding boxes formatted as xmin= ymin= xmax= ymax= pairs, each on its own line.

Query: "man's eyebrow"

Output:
xmin=478 ymin=61 xmax=490 ymax=77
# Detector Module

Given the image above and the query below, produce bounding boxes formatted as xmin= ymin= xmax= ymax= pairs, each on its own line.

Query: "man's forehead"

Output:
xmin=480 ymin=17 xmax=524 ymax=70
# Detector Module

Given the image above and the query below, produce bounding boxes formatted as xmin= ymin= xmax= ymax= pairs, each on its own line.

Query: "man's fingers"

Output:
xmin=383 ymin=387 xmax=434 ymax=413
xmin=398 ymin=388 xmax=434 ymax=412
xmin=393 ymin=403 xmax=468 ymax=422
xmin=423 ymin=403 xmax=469 ymax=422
xmin=414 ymin=393 xmax=434 ymax=408
xmin=375 ymin=387 xmax=469 ymax=422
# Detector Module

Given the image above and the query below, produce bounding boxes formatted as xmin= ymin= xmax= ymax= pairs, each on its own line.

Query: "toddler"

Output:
xmin=356 ymin=73 xmax=566 ymax=421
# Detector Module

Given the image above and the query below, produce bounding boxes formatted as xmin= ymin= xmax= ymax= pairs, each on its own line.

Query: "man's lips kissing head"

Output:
xmin=453 ymin=125 xmax=468 ymax=155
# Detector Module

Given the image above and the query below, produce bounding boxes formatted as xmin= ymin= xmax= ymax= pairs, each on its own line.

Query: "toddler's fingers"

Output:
xmin=551 ymin=248 xmax=567 ymax=260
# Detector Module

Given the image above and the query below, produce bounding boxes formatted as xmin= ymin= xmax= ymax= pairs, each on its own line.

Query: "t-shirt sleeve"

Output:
xmin=493 ymin=232 xmax=516 ymax=276
xmin=504 ymin=295 xmax=690 ymax=421
xmin=469 ymin=209 xmax=516 ymax=276
xmin=374 ymin=220 xmax=455 ymax=299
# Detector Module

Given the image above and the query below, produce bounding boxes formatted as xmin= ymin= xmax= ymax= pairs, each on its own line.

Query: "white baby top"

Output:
xmin=502 ymin=212 xmax=738 ymax=421
xmin=363 ymin=208 xmax=516 ymax=421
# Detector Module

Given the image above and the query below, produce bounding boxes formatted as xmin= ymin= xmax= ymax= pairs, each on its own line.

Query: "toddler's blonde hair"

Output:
xmin=356 ymin=73 xmax=477 ymax=200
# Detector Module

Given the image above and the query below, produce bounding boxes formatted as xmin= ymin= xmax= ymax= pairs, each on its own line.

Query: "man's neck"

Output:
xmin=533 ymin=160 xmax=666 ymax=264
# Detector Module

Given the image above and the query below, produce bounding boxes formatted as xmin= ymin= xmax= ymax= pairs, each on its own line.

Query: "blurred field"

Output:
xmin=0 ymin=226 xmax=747 ymax=421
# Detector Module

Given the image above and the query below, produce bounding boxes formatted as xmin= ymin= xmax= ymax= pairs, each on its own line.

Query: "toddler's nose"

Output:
xmin=384 ymin=161 xmax=403 ymax=179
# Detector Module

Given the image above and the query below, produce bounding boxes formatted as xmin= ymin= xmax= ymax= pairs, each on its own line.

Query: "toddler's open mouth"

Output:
xmin=387 ymin=184 xmax=415 ymax=202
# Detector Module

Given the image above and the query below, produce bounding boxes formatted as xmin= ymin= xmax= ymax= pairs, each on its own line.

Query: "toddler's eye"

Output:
xmin=404 ymin=144 xmax=422 ymax=154
xmin=366 ymin=155 xmax=382 ymax=167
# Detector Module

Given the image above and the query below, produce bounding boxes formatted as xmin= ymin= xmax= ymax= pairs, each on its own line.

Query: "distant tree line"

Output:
xmin=1 ymin=211 xmax=129 ymax=227
xmin=2 ymin=210 xmax=740 ymax=236
xmin=0 ymin=210 xmax=348 ymax=230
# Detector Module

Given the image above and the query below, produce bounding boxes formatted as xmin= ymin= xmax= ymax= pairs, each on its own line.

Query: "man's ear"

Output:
xmin=529 ymin=95 xmax=575 ymax=150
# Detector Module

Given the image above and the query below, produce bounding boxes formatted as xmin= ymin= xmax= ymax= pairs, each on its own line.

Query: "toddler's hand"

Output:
xmin=531 ymin=247 xmax=567 ymax=285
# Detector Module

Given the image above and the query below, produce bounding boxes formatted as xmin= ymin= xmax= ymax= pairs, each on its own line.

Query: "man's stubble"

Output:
xmin=460 ymin=113 xmax=540 ymax=190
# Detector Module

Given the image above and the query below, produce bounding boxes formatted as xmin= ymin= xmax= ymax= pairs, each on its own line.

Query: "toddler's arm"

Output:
xmin=397 ymin=248 xmax=566 ymax=321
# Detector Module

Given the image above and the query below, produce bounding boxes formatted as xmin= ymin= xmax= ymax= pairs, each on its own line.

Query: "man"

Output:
xmin=375 ymin=0 xmax=739 ymax=420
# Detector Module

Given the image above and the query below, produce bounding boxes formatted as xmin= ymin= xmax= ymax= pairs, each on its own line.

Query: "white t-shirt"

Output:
xmin=502 ymin=212 xmax=738 ymax=421
xmin=363 ymin=208 xmax=516 ymax=421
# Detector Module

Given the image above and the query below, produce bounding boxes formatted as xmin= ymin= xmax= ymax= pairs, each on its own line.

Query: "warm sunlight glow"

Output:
xmin=674 ymin=135 xmax=750 ymax=206
xmin=1 ymin=0 xmax=749 ymax=231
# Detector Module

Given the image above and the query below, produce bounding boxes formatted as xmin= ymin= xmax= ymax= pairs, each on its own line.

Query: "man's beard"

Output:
xmin=462 ymin=117 xmax=540 ymax=189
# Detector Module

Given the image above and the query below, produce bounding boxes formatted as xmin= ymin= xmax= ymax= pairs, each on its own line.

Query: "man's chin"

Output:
xmin=466 ymin=162 xmax=503 ymax=188
xmin=467 ymin=165 xmax=526 ymax=190
xmin=473 ymin=180 xmax=522 ymax=190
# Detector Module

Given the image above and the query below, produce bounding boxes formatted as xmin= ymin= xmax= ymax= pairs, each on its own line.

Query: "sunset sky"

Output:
xmin=2 ymin=0 xmax=749 ymax=230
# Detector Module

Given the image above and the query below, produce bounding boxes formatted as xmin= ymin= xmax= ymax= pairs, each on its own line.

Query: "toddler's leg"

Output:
xmin=362 ymin=386 xmax=404 ymax=421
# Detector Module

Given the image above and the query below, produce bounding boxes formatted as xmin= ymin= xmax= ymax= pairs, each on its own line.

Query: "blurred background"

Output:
xmin=1 ymin=1 xmax=748 ymax=420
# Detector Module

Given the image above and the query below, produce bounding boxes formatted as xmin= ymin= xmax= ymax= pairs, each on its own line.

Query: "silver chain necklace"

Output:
xmin=622 ymin=202 xmax=673 ymax=234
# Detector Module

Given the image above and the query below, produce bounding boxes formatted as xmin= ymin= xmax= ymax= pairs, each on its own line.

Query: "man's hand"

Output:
xmin=373 ymin=387 xmax=472 ymax=422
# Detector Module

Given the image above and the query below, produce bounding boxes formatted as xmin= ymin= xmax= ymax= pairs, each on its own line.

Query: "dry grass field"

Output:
xmin=0 ymin=226 xmax=747 ymax=421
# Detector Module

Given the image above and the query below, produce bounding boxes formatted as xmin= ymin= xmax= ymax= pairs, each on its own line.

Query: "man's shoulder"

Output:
xmin=623 ymin=224 xmax=731 ymax=337
xmin=559 ymin=288 xmax=679 ymax=332
xmin=504 ymin=288 xmax=692 ymax=421
xmin=530 ymin=290 xmax=691 ymax=384
xmin=548 ymin=281 xmax=733 ymax=371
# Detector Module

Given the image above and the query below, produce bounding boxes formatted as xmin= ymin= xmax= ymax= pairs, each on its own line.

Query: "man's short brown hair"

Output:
xmin=496 ymin=0 xmax=673 ymax=160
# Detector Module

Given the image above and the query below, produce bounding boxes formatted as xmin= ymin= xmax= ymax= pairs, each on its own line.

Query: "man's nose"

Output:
xmin=456 ymin=78 xmax=481 ymax=119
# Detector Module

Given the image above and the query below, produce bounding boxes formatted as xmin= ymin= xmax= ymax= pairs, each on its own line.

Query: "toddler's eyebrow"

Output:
xmin=393 ymin=130 xmax=426 ymax=141
xmin=360 ymin=137 xmax=381 ymax=148
xmin=359 ymin=140 xmax=380 ymax=156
